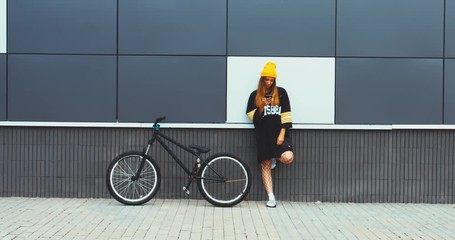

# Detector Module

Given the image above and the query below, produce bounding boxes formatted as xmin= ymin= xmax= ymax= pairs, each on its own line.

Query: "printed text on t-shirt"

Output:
xmin=263 ymin=105 xmax=281 ymax=116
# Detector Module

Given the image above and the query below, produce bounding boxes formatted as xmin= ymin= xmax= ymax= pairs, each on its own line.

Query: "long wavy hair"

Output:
xmin=255 ymin=77 xmax=280 ymax=113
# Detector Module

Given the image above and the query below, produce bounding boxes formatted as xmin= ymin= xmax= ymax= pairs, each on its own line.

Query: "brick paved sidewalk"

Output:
xmin=0 ymin=198 xmax=454 ymax=239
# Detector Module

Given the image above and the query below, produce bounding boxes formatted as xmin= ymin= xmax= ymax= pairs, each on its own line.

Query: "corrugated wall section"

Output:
xmin=0 ymin=127 xmax=453 ymax=203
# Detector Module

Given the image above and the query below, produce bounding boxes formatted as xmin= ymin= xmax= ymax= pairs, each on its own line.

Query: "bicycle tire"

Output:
xmin=197 ymin=153 xmax=251 ymax=207
xmin=106 ymin=151 xmax=161 ymax=205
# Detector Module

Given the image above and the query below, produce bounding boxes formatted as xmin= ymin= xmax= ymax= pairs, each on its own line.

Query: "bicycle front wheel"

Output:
xmin=106 ymin=151 xmax=161 ymax=205
xmin=197 ymin=153 xmax=251 ymax=207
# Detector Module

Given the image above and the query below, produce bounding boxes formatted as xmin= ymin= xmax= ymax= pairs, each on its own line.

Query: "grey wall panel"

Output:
xmin=228 ymin=0 xmax=335 ymax=57
xmin=337 ymin=0 xmax=444 ymax=57
xmin=444 ymin=59 xmax=455 ymax=123
xmin=0 ymin=54 xmax=5 ymax=120
xmin=118 ymin=56 xmax=226 ymax=123
xmin=8 ymin=55 xmax=117 ymax=122
xmin=0 ymin=127 xmax=453 ymax=203
xmin=8 ymin=0 xmax=116 ymax=54
xmin=447 ymin=0 xmax=455 ymax=57
xmin=336 ymin=58 xmax=443 ymax=124
xmin=118 ymin=0 xmax=226 ymax=55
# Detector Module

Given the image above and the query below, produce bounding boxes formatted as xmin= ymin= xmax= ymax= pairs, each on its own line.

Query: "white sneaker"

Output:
xmin=266 ymin=199 xmax=276 ymax=208
xmin=271 ymin=158 xmax=277 ymax=170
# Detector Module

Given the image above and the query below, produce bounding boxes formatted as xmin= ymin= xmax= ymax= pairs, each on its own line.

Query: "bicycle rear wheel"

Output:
xmin=197 ymin=153 xmax=251 ymax=207
xmin=106 ymin=151 xmax=161 ymax=205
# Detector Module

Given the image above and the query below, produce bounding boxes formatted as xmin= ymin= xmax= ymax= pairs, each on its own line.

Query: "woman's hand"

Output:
xmin=262 ymin=97 xmax=273 ymax=106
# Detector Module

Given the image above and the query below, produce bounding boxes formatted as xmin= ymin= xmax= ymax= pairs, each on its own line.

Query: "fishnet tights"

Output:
xmin=261 ymin=151 xmax=294 ymax=194
xmin=261 ymin=160 xmax=273 ymax=194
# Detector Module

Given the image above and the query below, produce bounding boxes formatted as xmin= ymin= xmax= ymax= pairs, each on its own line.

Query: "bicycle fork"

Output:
xmin=131 ymin=140 xmax=155 ymax=181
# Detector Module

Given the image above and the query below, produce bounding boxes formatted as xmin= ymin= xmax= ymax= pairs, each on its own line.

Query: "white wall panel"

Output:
xmin=227 ymin=57 xmax=335 ymax=124
xmin=0 ymin=0 xmax=5 ymax=53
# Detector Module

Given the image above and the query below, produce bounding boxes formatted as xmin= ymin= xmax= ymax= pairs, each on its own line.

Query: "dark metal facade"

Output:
xmin=0 ymin=127 xmax=453 ymax=203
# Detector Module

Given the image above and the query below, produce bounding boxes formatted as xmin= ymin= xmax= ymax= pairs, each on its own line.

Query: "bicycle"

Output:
xmin=106 ymin=117 xmax=252 ymax=207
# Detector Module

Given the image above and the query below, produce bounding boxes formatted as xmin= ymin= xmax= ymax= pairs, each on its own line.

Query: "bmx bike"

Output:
xmin=106 ymin=117 xmax=252 ymax=207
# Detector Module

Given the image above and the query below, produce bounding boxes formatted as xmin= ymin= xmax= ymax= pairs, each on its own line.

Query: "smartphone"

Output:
xmin=265 ymin=93 xmax=272 ymax=99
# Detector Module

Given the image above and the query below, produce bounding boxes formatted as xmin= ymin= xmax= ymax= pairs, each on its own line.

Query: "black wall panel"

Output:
xmin=8 ymin=0 xmax=117 ymax=54
xmin=0 ymin=55 xmax=5 ymax=120
xmin=445 ymin=59 xmax=455 ymax=123
xmin=118 ymin=56 xmax=226 ymax=123
xmin=8 ymin=55 xmax=117 ymax=122
xmin=118 ymin=0 xmax=226 ymax=55
xmin=447 ymin=0 xmax=455 ymax=57
xmin=336 ymin=58 xmax=443 ymax=124
xmin=337 ymin=0 xmax=444 ymax=57
xmin=228 ymin=0 xmax=335 ymax=56
xmin=1 ymin=127 xmax=453 ymax=203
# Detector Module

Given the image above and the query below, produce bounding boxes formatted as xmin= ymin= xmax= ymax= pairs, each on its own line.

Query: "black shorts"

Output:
xmin=274 ymin=135 xmax=293 ymax=157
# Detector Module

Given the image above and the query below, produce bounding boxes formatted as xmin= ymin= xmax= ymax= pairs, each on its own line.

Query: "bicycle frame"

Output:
xmin=133 ymin=124 xmax=204 ymax=183
xmin=149 ymin=131 xmax=201 ymax=175
xmin=131 ymin=118 xmax=229 ymax=197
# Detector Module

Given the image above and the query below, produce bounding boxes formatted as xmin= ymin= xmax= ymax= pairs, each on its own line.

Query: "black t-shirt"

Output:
xmin=246 ymin=87 xmax=292 ymax=162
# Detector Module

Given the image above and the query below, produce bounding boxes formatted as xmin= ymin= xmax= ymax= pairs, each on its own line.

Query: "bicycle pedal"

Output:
xmin=182 ymin=186 xmax=190 ymax=195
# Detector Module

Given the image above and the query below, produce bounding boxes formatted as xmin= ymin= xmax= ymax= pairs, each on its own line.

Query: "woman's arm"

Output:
xmin=277 ymin=128 xmax=286 ymax=145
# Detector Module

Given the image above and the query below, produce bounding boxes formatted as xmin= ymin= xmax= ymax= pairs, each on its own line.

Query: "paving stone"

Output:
xmin=0 ymin=197 xmax=454 ymax=240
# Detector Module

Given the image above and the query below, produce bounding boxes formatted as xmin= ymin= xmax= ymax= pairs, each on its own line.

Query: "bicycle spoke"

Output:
xmin=112 ymin=178 xmax=130 ymax=186
xmin=114 ymin=164 xmax=130 ymax=176
xmin=133 ymin=183 xmax=140 ymax=198
xmin=124 ymin=160 xmax=137 ymax=175
xmin=225 ymin=179 xmax=247 ymax=183
xmin=118 ymin=182 xmax=132 ymax=197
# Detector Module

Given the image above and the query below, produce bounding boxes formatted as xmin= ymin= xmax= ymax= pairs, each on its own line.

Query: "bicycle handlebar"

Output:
xmin=154 ymin=116 xmax=166 ymax=126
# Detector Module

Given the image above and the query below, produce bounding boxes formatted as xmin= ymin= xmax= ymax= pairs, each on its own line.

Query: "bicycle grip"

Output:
xmin=154 ymin=116 xmax=166 ymax=125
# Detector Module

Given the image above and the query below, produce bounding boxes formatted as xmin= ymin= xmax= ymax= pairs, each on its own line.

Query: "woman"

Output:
xmin=246 ymin=62 xmax=294 ymax=208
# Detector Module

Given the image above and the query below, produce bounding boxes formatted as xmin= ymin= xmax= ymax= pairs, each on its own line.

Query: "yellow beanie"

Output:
xmin=260 ymin=62 xmax=277 ymax=78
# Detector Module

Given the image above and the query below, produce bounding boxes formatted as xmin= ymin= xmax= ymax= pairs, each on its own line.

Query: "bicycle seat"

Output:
xmin=189 ymin=145 xmax=210 ymax=154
